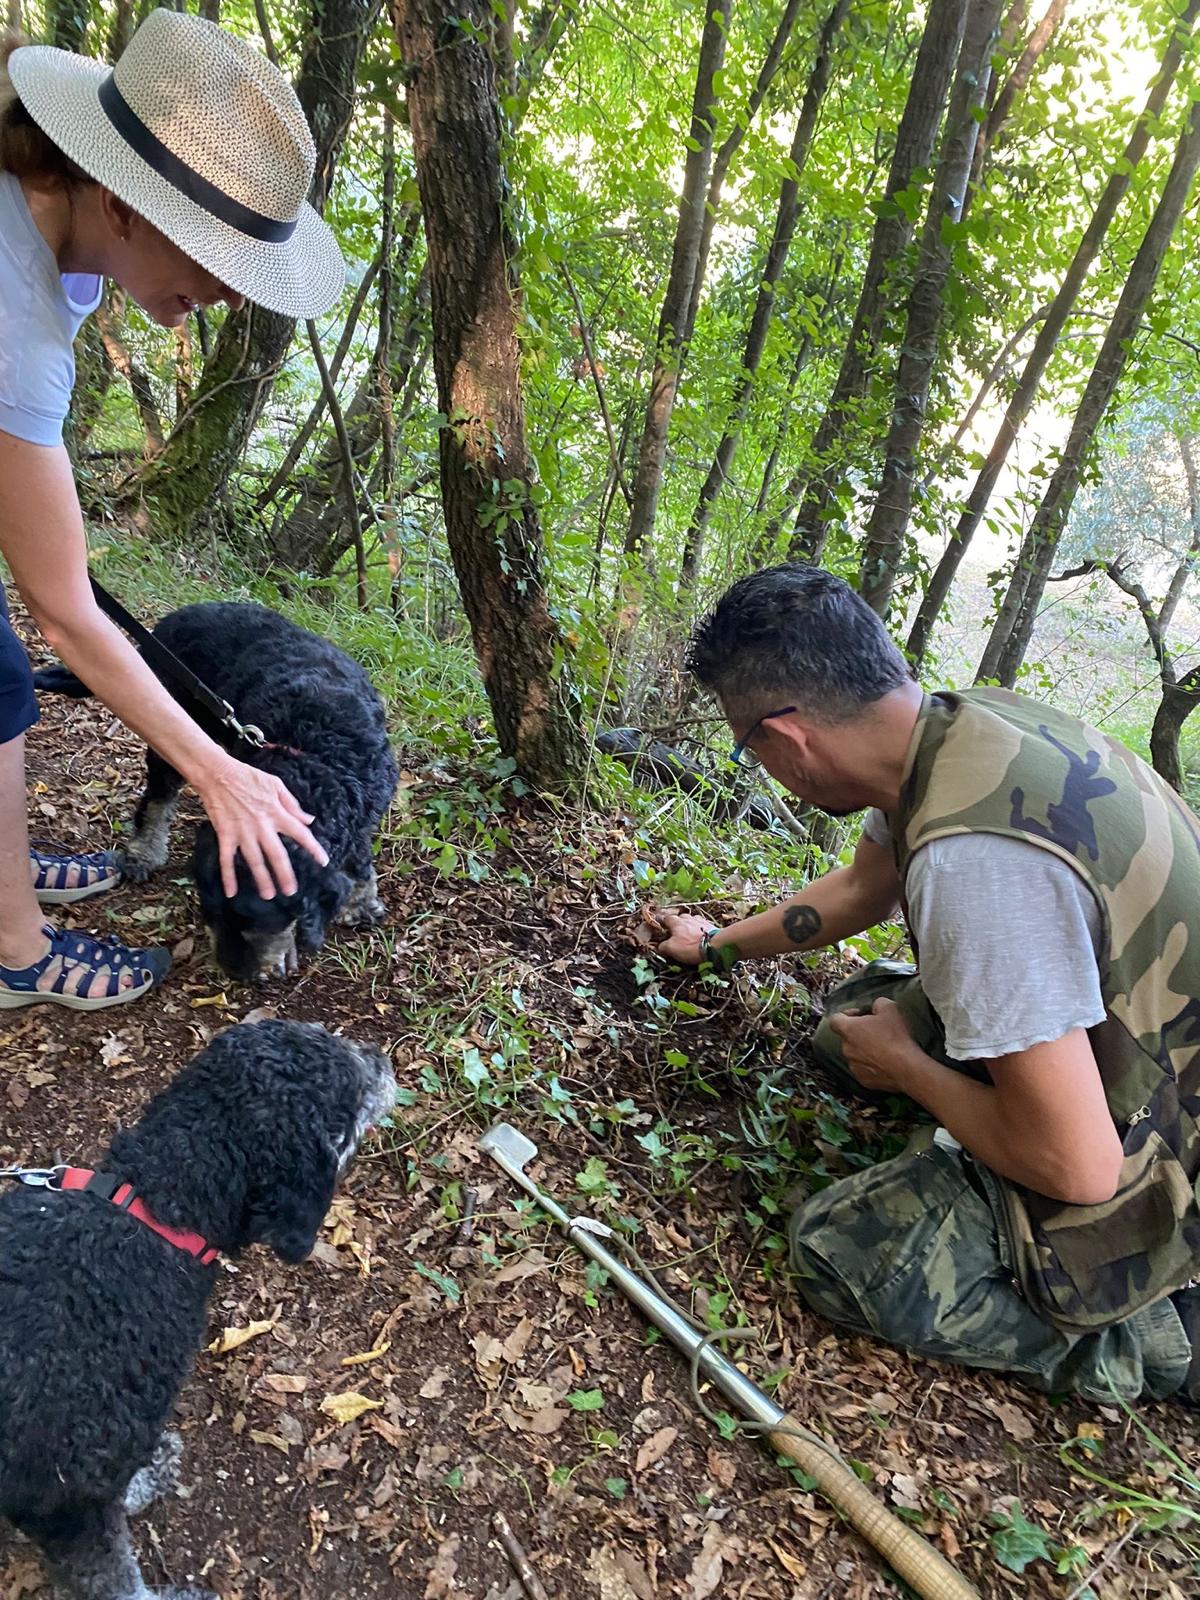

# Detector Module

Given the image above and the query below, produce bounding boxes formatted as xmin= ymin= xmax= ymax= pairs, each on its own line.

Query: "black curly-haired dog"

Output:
xmin=35 ymin=601 xmax=399 ymax=982
xmin=0 ymin=1019 xmax=396 ymax=1600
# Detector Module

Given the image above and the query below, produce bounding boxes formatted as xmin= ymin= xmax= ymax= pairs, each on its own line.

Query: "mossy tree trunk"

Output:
xmin=389 ymin=0 xmax=587 ymax=790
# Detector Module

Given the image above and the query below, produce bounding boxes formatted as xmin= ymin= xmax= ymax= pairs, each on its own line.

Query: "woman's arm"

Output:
xmin=0 ymin=431 xmax=327 ymax=899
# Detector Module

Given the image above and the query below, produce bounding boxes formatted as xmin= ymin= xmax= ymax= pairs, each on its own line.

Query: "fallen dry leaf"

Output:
xmin=424 ymin=1533 xmax=461 ymax=1599
xmin=685 ymin=1525 xmax=742 ymax=1600
xmin=989 ymin=1398 xmax=1035 ymax=1442
xmin=208 ymin=1318 xmax=275 ymax=1356
xmin=260 ymin=1374 xmax=307 ymax=1394
xmin=767 ymin=1538 xmax=806 ymax=1582
xmin=319 ymin=1390 xmax=384 ymax=1425
xmin=249 ymin=1429 xmax=291 ymax=1454
xmin=98 ymin=1032 xmax=129 ymax=1067
xmin=584 ymin=1546 xmax=640 ymax=1599
xmin=500 ymin=1315 xmax=534 ymax=1364
xmin=635 ymin=1425 xmax=678 ymax=1474
xmin=419 ymin=1365 xmax=452 ymax=1399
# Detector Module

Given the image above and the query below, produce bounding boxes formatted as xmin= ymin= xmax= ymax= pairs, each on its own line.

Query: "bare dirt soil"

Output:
xmin=1 ymin=665 xmax=1197 ymax=1600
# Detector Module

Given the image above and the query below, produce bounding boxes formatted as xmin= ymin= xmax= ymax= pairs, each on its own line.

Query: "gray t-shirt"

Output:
xmin=863 ymin=807 xmax=1104 ymax=1061
xmin=0 ymin=171 xmax=102 ymax=446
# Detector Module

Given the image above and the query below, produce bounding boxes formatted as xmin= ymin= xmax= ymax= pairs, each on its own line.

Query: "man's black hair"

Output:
xmin=687 ymin=563 xmax=910 ymax=723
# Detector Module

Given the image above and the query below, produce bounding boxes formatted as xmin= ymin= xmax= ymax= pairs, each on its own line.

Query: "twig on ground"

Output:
xmin=492 ymin=1511 xmax=550 ymax=1600
xmin=1065 ymin=1522 xmax=1142 ymax=1599
xmin=456 ymin=1186 xmax=477 ymax=1245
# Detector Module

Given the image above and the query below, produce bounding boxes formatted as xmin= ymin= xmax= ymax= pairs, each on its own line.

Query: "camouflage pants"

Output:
xmin=788 ymin=962 xmax=1193 ymax=1402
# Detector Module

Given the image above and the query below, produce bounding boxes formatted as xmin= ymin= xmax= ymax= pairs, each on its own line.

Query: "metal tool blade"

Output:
xmin=478 ymin=1121 xmax=538 ymax=1173
xmin=479 ymin=1122 xmax=572 ymax=1226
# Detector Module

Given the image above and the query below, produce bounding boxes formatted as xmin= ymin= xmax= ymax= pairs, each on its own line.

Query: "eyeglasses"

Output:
xmin=729 ymin=706 xmax=796 ymax=768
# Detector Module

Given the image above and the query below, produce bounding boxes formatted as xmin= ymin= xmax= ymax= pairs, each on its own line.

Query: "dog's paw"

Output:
xmin=118 ymin=842 xmax=167 ymax=883
xmin=125 ymin=1430 xmax=184 ymax=1515
xmin=336 ymin=895 xmax=387 ymax=929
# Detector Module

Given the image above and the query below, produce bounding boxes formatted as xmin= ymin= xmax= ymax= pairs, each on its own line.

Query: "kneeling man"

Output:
xmin=657 ymin=563 xmax=1199 ymax=1404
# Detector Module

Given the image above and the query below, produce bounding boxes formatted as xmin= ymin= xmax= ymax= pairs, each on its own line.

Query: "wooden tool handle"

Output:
xmin=767 ymin=1413 xmax=979 ymax=1600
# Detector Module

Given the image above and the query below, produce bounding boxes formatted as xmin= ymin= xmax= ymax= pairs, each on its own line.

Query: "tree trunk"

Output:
xmin=131 ymin=0 xmax=374 ymax=544
xmin=1151 ymin=668 xmax=1200 ymax=792
xmin=978 ymin=93 xmax=1200 ymax=685
xmin=907 ymin=0 xmax=1200 ymax=665
xmin=780 ymin=0 xmax=970 ymax=563
xmin=95 ymin=296 xmax=164 ymax=457
xmin=918 ymin=303 xmax=1048 ymax=492
xmin=269 ymin=266 xmax=427 ymax=572
xmin=858 ymin=0 xmax=1003 ymax=616
xmin=390 ymin=0 xmax=586 ymax=789
xmin=107 ymin=0 xmax=135 ymax=61
xmin=622 ymin=0 xmax=732 ymax=561
xmin=677 ymin=0 xmax=850 ymax=595
xmin=50 ymin=0 xmax=87 ymax=51
xmin=64 ymin=317 xmax=113 ymax=464
xmin=966 ymin=0 xmax=1068 ymax=199
xmin=680 ymin=0 xmax=806 ymax=366
xmin=753 ymin=332 xmax=812 ymax=520
xmin=1159 ymin=433 xmax=1200 ymax=635
xmin=254 ymin=250 xmax=386 ymax=512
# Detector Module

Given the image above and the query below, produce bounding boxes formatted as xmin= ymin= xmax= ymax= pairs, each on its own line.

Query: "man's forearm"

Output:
xmin=892 ymin=1049 xmax=1108 ymax=1203
xmin=41 ymin=612 xmax=233 ymax=789
xmin=708 ymin=865 xmax=883 ymax=961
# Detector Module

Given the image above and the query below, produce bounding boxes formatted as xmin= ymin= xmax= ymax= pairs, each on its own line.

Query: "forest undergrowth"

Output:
xmin=1 ymin=550 xmax=1196 ymax=1600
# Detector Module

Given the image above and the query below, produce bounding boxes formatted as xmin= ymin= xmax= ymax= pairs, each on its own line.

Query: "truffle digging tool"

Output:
xmin=479 ymin=1121 xmax=979 ymax=1600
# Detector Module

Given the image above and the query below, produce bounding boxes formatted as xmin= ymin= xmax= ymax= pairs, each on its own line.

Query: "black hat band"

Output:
xmin=98 ymin=72 xmax=298 ymax=246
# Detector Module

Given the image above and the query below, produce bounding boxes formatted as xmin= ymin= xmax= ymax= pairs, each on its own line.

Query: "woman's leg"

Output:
xmin=0 ymin=732 xmax=51 ymax=965
xmin=0 ymin=733 xmax=146 ymax=1001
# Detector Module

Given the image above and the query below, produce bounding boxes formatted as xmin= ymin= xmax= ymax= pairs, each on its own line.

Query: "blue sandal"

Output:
xmin=0 ymin=924 xmax=170 ymax=1011
xmin=31 ymin=846 xmax=123 ymax=905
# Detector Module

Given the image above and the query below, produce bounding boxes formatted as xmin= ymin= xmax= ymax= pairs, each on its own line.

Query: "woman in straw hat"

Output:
xmin=0 ymin=9 xmax=346 ymax=1010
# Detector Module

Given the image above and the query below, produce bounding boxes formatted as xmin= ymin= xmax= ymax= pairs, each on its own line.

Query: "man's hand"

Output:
xmin=652 ymin=910 xmax=714 ymax=966
xmin=829 ymin=998 xmax=925 ymax=1093
xmin=196 ymin=755 xmax=329 ymax=900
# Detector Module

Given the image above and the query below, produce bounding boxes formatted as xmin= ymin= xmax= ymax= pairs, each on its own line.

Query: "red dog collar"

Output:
xmin=57 ymin=1167 xmax=220 ymax=1266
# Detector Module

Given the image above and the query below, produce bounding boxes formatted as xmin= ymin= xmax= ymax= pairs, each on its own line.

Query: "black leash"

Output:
xmin=89 ymin=575 xmax=268 ymax=752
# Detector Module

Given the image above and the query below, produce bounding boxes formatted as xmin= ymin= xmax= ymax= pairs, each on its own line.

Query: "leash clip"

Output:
xmin=220 ymin=701 xmax=267 ymax=750
xmin=0 ymin=1165 xmax=65 ymax=1189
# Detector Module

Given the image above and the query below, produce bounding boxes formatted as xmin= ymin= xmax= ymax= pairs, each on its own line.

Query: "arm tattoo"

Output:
xmin=782 ymin=903 xmax=823 ymax=947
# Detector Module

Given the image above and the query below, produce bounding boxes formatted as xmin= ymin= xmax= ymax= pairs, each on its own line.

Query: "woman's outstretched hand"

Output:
xmin=196 ymin=755 xmax=328 ymax=899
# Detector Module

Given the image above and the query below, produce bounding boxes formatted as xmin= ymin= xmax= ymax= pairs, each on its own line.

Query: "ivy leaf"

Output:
xmin=990 ymin=1502 xmax=1053 ymax=1574
xmin=567 ymin=1388 xmax=605 ymax=1411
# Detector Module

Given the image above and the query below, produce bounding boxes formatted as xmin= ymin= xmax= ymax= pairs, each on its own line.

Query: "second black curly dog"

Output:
xmin=35 ymin=601 xmax=399 ymax=982
xmin=0 ymin=1018 xmax=396 ymax=1600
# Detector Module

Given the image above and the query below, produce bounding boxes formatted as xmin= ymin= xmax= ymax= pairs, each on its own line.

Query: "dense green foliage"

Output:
xmin=25 ymin=0 xmax=1200 ymax=793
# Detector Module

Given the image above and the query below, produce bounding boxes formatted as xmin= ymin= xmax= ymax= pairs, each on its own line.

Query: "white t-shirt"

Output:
xmin=863 ymin=807 xmax=1105 ymax=1062
xmin=0 ymin=171 xmax=102 ymax=446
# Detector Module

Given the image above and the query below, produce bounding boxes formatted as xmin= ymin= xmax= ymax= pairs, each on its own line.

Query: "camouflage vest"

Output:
xmin=893 ymin=687 xmax=1200 ymax=1333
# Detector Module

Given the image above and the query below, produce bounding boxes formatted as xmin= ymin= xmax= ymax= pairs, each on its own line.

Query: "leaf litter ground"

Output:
xmin=1 ymin=690 xmax=1197 ymax=1600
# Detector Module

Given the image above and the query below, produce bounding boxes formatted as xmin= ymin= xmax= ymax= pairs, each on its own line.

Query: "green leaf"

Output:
xmin=605 ymin=1476 xmax=628 ymax=1498
xmin=989 ymin=1502 xmax=1053 ymax=1574
xmin=576 ymin=1155 xmax=614 ymax=1196
xmin=461 ymin=1047 xmax=491 ymax=1089
xmin=567 ymin=1388 xmax=605 ymax=1411
xmin=413 ymin=1261 xmax=462 ymax=1304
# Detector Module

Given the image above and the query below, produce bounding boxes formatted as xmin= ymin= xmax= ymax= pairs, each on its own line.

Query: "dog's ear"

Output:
xmin=316 ymin=865 xmax=353 ymax=918
xmin=245 ymin=1137 xmax=340 ymax=1263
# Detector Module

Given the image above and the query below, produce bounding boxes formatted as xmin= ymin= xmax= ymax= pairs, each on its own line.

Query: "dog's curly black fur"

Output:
xmin=0 ymin=1020 xmax=396 ymax=1599
xmin=34 ymin=602 xmax=399 ymax=982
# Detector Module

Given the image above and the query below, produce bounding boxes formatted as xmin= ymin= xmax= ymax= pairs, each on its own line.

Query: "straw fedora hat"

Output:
xmin=8 ymin=8 xmax=345 ymax=318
